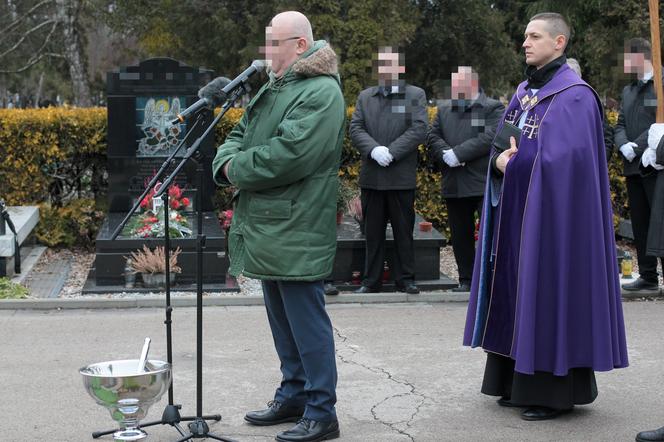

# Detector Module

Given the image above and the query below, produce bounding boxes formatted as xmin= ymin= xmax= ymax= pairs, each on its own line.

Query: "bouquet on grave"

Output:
xmin=124 ymin=182 xmax=192 ymax=238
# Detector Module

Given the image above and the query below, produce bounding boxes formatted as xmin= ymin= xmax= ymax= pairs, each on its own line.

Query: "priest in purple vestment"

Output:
xmin=463 ymin=12 xmax=629 ymax=421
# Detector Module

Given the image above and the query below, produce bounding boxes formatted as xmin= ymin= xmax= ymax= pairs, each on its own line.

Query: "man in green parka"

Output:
xmin=212 ymin=11 xmax=345 ymax=442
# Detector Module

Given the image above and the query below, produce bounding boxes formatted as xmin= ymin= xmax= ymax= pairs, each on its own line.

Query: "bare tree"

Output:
xmin=55 ymin=0 xmax=91 ymax=106
xmin=0 ymin=0 xmax=92 ymax=106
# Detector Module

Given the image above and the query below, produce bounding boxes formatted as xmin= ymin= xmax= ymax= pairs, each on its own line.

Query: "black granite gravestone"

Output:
xmin=106 ymin=58 xmax=216 ymax=212
xmin=331 ymin=215 xmax=455 ymax=291
xmin=92 ymin=58 xmax=229 ymax=288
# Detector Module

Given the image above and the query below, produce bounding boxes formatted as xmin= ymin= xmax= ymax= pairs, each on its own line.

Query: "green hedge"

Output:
xmin=0 ymin=107 xmax=628 ymax=246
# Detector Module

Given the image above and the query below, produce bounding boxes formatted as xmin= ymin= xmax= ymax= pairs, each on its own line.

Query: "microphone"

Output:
xmin=220 ymin=59 xmax=265 ymax=96
xmin=170 ymin=60 xmax=265 ymax=125
xmin=171 ymin=76 xmax=230 ymax=125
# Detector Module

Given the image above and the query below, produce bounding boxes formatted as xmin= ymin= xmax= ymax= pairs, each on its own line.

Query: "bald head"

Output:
xmin=271 ymin=11 xmax=314 ymax=46
xmin=263 ymin=11 xmax=314 ymax=77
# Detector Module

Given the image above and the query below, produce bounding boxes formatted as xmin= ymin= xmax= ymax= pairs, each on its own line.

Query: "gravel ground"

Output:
xmin=18 ymin=242 xmax=663 ymax=298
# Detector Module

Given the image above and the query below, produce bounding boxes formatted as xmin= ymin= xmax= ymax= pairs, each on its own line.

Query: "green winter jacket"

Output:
xmin=212 ymin=41 xmax=346 ymax=281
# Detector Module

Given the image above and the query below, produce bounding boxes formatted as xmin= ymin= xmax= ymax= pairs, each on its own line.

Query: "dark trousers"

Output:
xmin=262 ymin=280 xmax=337 ymax=422
xmin=626 ymin=174 xmax=664 ymax=282
xmin=360 ymin=188 xmax=415 ymax=288
xmin=446 ymin=196 xmax=483 ymax=284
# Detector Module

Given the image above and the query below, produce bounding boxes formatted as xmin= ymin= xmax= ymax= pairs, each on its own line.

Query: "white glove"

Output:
xmin=648 ymin=123 xmax=664 ymax=151
xmin=641 ymin=147 xmax=664 ymax=170
xmin=619 ymin=142 xmax=637 ymax=162
xmin=443 ymin=149 xmax=461 ymax=167
xmin=371 ymin=145 xmax=393 ymax=167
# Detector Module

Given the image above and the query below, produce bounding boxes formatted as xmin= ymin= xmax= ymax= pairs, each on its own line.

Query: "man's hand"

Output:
xmin=496 ymin=136 xmax=518 ymax=174
xmin=443 ymin=149 xmax=462 ymax=167
xmin=648 ymin=123 xmax=664 ymax=151
xmin=371 ymin=145 xmax=393 ymax=167
xmin=619 ymin=142 xmax=637 ymax=162
xmin=641 ymin=147 xmax=664 ymax=170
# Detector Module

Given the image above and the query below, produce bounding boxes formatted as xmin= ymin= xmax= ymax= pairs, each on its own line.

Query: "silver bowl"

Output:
xmin=80 ymin=359 xmax=171 ymax=441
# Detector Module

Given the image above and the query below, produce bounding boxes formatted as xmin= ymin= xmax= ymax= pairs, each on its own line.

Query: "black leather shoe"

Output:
xmin=636 ymin=425 xmax=664 ymax=441
xmin=521 ymin=406 xmax=572 ymax=421
xmin=354 ymin=286 xmax=379 ymax=294
xmin=496 ymin=397 xmax=521 ymax=408
xmin=451 ymin=282 xmax=471 ymax=292
xmin=244 ymin=400 xmax=304 ymax=426
xmin=622 ymin=278 xmax=659 ymax=291
xmin=397 ymin=283 xmax=420 ymax=294
xmin=276 ymin=418 xmax=340 ymax=441
xmin=323 ymin=283 xmax=339 ymax=296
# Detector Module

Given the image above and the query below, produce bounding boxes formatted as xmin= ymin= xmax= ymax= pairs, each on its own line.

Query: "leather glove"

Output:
xmin=371 ymin=145 xmax=393 ymax=167
xmin=641 ymin=147 xmax=664 ymax=170
xmin=443 ymin=149 xmax=462 ymax=167
xmin=648 ymin=123 xmax=664 ymax=151
xmin=619 ymin=142 xmax=637 ymax=162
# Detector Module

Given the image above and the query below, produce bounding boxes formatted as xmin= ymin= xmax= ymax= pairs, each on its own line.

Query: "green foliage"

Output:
xmin=407 ymin=0 xmax=521 ymax=99
xmin=35 ymin=199 xmax=105 ymax=249
xmin=0 ymin=108 xmax=107 ymax=206
xmin=0 ymin=278 xmax=29 ymax=299
xmin=336 ymin=179 xmax=358 ymax=212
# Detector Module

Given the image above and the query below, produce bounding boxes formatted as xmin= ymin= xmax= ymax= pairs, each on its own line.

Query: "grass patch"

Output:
xmin=0 ymin=278 xmax=29 ymax=299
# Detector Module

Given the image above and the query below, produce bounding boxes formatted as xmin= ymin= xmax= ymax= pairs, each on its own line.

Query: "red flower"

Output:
xmin=170 ymin=199 xmax=180 ymax=210
xmin=181 ymin=197 xmax=190 ymax=207
xmin=224 ymin=210 xmax=234 ymax=221
xmin=168 ymin=185 xmax=182 ymax=199
xmin=140 ymin=198 xmax=149 ymax=209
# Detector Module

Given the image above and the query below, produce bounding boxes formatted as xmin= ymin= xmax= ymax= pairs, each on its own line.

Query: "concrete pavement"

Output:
xmin=1 ymin=300 xmax=663 ymax=441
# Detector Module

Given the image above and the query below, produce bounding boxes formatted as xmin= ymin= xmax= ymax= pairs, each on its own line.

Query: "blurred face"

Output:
xmin=451 ymin=66 xmax=479 ymax=99
xmin=523 ymin=20 xmax=565 ymax=68
xmin=375 ymin=49 xmax=405 ymax=85
xmin=261 ymin=24 xmax=307 ymax=77
xmin=623 ymin=52 xmax=648 ymax=75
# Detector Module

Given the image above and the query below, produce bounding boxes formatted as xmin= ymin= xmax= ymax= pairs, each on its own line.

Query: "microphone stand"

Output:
xmin=93 ymin=114 xmax=222 ymax=440
xmin=152 ymin=85 xmax=247 ymax=442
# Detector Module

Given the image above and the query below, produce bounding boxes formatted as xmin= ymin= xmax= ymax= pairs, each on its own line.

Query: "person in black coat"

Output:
xmin=614 ymin=38 xmax=663 ymax=291
xmin=636 ymin=125 xmax=664 ymax=442
xmin=426 ymin=66 xmax=504 ymax=291
xmin=349 ymin=46 xmax=427 ymax=294
xmin=644 ymin=127 xmax=664 ymax=257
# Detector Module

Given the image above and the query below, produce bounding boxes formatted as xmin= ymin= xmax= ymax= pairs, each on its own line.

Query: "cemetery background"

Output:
xmin=0 ymin=0 xmax=660 ymax=297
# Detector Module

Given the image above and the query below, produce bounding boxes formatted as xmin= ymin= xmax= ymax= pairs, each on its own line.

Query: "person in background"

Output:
xmin=427 ymin=66 xmax=504 ymax=292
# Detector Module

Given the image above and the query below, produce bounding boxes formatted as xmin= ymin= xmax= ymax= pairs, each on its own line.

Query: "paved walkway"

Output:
xmin=1 ymin=300 xmax=663 ymax=441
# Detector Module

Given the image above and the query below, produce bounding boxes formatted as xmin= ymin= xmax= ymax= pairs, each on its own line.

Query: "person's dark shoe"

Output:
xmin=622 ymin=278 xmax=659 ymax=291
xmin=451 ymin=282 xmax=471 ymax=292
xmin=521 ymin=406 xmax=572 ymax=421
xmin=354 ymin=286 xmax=379 ymax=294
xmin=323 ymin=283 xmax=339 ymax=296
xmin=276 ymin=418 xmax=340 ymax=441
xmin=636 ymin=425 xmax=664 ymax=441
xmin=244 ymin=400 xmax=305 ymax=426
xmin=496 ymin=396 xmax=521 ymax=408
xmin=397 ymin=283 xmax=420 ymax=294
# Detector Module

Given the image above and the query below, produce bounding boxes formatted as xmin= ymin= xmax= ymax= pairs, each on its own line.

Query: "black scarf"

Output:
xmin=525 ymin=55 xmax=567 ymax=89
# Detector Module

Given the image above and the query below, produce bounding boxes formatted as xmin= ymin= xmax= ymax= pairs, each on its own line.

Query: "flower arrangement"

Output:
xmin=220 ymin=209 xmax=233 ymax=231
xmin=126 ymin=245 xmax=182 ymax=275
xmin=140 ymin=183 xmax=190 ymax=212
xmin=123 ymin=181 xmax=193 ymax=238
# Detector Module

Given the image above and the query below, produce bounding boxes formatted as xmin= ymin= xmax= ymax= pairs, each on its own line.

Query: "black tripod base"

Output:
xmin=174 ymin=417 xmax=237 ymax=442
xmin=91 ymin=404 xmax=222 ymax=439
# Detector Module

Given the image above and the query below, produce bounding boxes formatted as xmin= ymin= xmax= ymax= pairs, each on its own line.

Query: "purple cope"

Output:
xmin=463 ymin=64 xmax=629 ymax=376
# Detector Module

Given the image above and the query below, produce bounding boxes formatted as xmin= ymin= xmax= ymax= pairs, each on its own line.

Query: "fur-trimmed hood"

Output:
xmin=292 ymin=41 xmax=338 ymax=77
